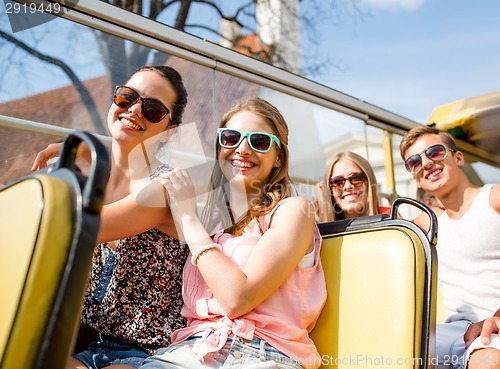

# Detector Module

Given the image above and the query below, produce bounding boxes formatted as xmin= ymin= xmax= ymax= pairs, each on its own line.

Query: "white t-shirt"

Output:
xmin=438 ymin=184 xmax=500 ymax=322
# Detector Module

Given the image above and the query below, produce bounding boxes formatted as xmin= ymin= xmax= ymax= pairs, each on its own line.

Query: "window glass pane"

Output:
xmin=0 ymin=15 xmax=220 ymax=184
xmin=264 ymin=93 xmax=369 ymax=203
xmin=392 ymin=133 xmax=421 ymax=219
xmin=0 ymin=128 xmax=61 ymax=184
xmin=365 ymin=125 xmax=393 ymax=208
xmin=471 ymin=162 xmax=500 ymax=184
xmin=3 ymin=3 xmax=497 ymax=222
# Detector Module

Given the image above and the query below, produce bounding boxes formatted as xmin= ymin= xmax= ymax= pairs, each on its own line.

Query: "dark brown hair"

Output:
xmin=135 ymin=65 xmax=188 ymax=127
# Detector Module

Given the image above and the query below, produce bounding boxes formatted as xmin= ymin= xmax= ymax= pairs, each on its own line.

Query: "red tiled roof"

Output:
xmin=0 ymin=77 xmax=111 ymax=183
xmin=233 ymin=34 xmax=273 ymax=63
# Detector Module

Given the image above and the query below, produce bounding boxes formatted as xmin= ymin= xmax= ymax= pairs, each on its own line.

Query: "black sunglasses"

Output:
xmin=217 ymin=128 xmax=281 ymax=153
xmin=113 ymin=85 xmax=170 ymax=123
xmin=404 ymin=144 xmax=454 ymax=174
xmin=329 ymin=173 xmax=367 ymax=190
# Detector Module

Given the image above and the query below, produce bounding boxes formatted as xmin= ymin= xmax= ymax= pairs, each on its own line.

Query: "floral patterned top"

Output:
xmin=80 ymin=229 xmax=188 ymax=354
xmin=80 ymin=165 xmax=189 ymax=354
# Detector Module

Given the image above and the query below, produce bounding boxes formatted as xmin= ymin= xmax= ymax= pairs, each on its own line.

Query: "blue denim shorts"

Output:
xmin=141 ymin=333 xmax=302 ymax=369
xmin=73 ymin=333 xmax=149 ymax=369
xmin=435 ymin=320 xmax=470 ymax=369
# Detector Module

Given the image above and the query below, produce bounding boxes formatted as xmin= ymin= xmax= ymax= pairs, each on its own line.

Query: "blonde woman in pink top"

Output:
xmin=142 ymin=97 xmax=327 ymax=369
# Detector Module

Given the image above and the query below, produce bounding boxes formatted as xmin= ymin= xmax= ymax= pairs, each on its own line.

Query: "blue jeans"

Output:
xmin=434 ymin=320 xmax=470 ymax=369
xmin=74 ymin=333 xmax=149 ymax=369
xmin=140 ymin=334 xmax=302 ymax=369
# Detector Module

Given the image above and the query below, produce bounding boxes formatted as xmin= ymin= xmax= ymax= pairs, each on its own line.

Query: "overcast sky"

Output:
xmin=310 ymin=0 xmax=500 ymax=124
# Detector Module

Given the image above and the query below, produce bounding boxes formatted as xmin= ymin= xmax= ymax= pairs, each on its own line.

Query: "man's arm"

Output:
xmin=490 ymin=184 xmax=500 ymax=215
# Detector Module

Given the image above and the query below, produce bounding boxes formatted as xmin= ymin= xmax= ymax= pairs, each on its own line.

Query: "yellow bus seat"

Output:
xmin=0 ymin=131 xmax=109 ymax=369
xmin=310 ymin=198 xmax=438 ymax=369
xmin=435 ymin=283 xmax=446 ymax=325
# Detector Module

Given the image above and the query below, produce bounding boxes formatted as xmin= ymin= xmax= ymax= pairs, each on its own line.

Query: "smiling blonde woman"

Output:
xmin=315 ymin=151 xmax=390 ymax=223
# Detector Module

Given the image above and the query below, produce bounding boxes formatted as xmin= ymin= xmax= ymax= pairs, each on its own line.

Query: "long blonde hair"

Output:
xmin=317 ymin=152 xmax=380 ymax=222
xmin=201 ymin=97 xmax=294 ymax=234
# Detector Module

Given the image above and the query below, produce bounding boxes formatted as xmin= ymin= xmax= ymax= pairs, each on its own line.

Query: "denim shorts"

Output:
xmin=435 ymin=320 xmax=470 ymax=369
xmin=73 ymin=333 xmax=149 ymax=369
xmin=141 ymin=333 xmax=302 ymax=369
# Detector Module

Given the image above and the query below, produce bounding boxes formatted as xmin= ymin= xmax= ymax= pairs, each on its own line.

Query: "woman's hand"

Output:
xmin=464 ymin=317 xmax=500 ymax=348
xmin=31 ymin=142 xmax=63 ymax=171
xmin=158 ymin=168 xmax=213 ymax=254
xmin=31 ymin=141 xmax=93 ymax=171
xmin=159 ymin=168 xmax=197 ymax=218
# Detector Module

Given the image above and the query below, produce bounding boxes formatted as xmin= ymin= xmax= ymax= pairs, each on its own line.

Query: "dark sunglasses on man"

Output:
xmin=113 ymin=85 xmax=170 ymax=123
xmin=404 ymin=144 xmax=455 ymax=174
xmin=217 ymin=128 xmax=281 ymax=153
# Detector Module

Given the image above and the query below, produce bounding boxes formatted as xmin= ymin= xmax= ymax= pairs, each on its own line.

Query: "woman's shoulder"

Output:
xmin=272 ymin=196 xmax=315 ymax=220
xmin=279 ymin=196 xmax=314 ymax=209
xmin=255 ymin=197 xmax=316 ymax=244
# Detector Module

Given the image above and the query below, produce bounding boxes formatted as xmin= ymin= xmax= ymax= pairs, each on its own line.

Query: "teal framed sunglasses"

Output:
xmin=217 ymin=128 xmax=281 ymax=153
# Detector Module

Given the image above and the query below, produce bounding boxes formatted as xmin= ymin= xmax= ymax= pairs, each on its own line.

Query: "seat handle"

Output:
xmin=55 ymin=131 xmax=110 ymax=214
xmin=390 ymin=197 xmax=438 ymax=245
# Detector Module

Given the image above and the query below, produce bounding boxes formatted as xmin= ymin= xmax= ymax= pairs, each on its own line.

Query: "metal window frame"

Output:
xmin=47 ymin=0 xmax=419 ymax=132
xmin=6 ymin=0 xmax=499 ymax=168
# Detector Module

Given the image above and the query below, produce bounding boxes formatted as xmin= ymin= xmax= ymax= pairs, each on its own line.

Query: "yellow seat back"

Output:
xmin=435 ymin=283 xmax=446 ymax=324
xmin=0 ymin=176 xmax=73 ymax=368
xmin=0 ymin=131 xmax=109 ymax=369
xmin=311 ymin=204 xmax=437 ymax=369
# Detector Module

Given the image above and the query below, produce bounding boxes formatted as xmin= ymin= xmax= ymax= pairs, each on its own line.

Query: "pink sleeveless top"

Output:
xmin=170 ymin=200 xmax=327 ymax=369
